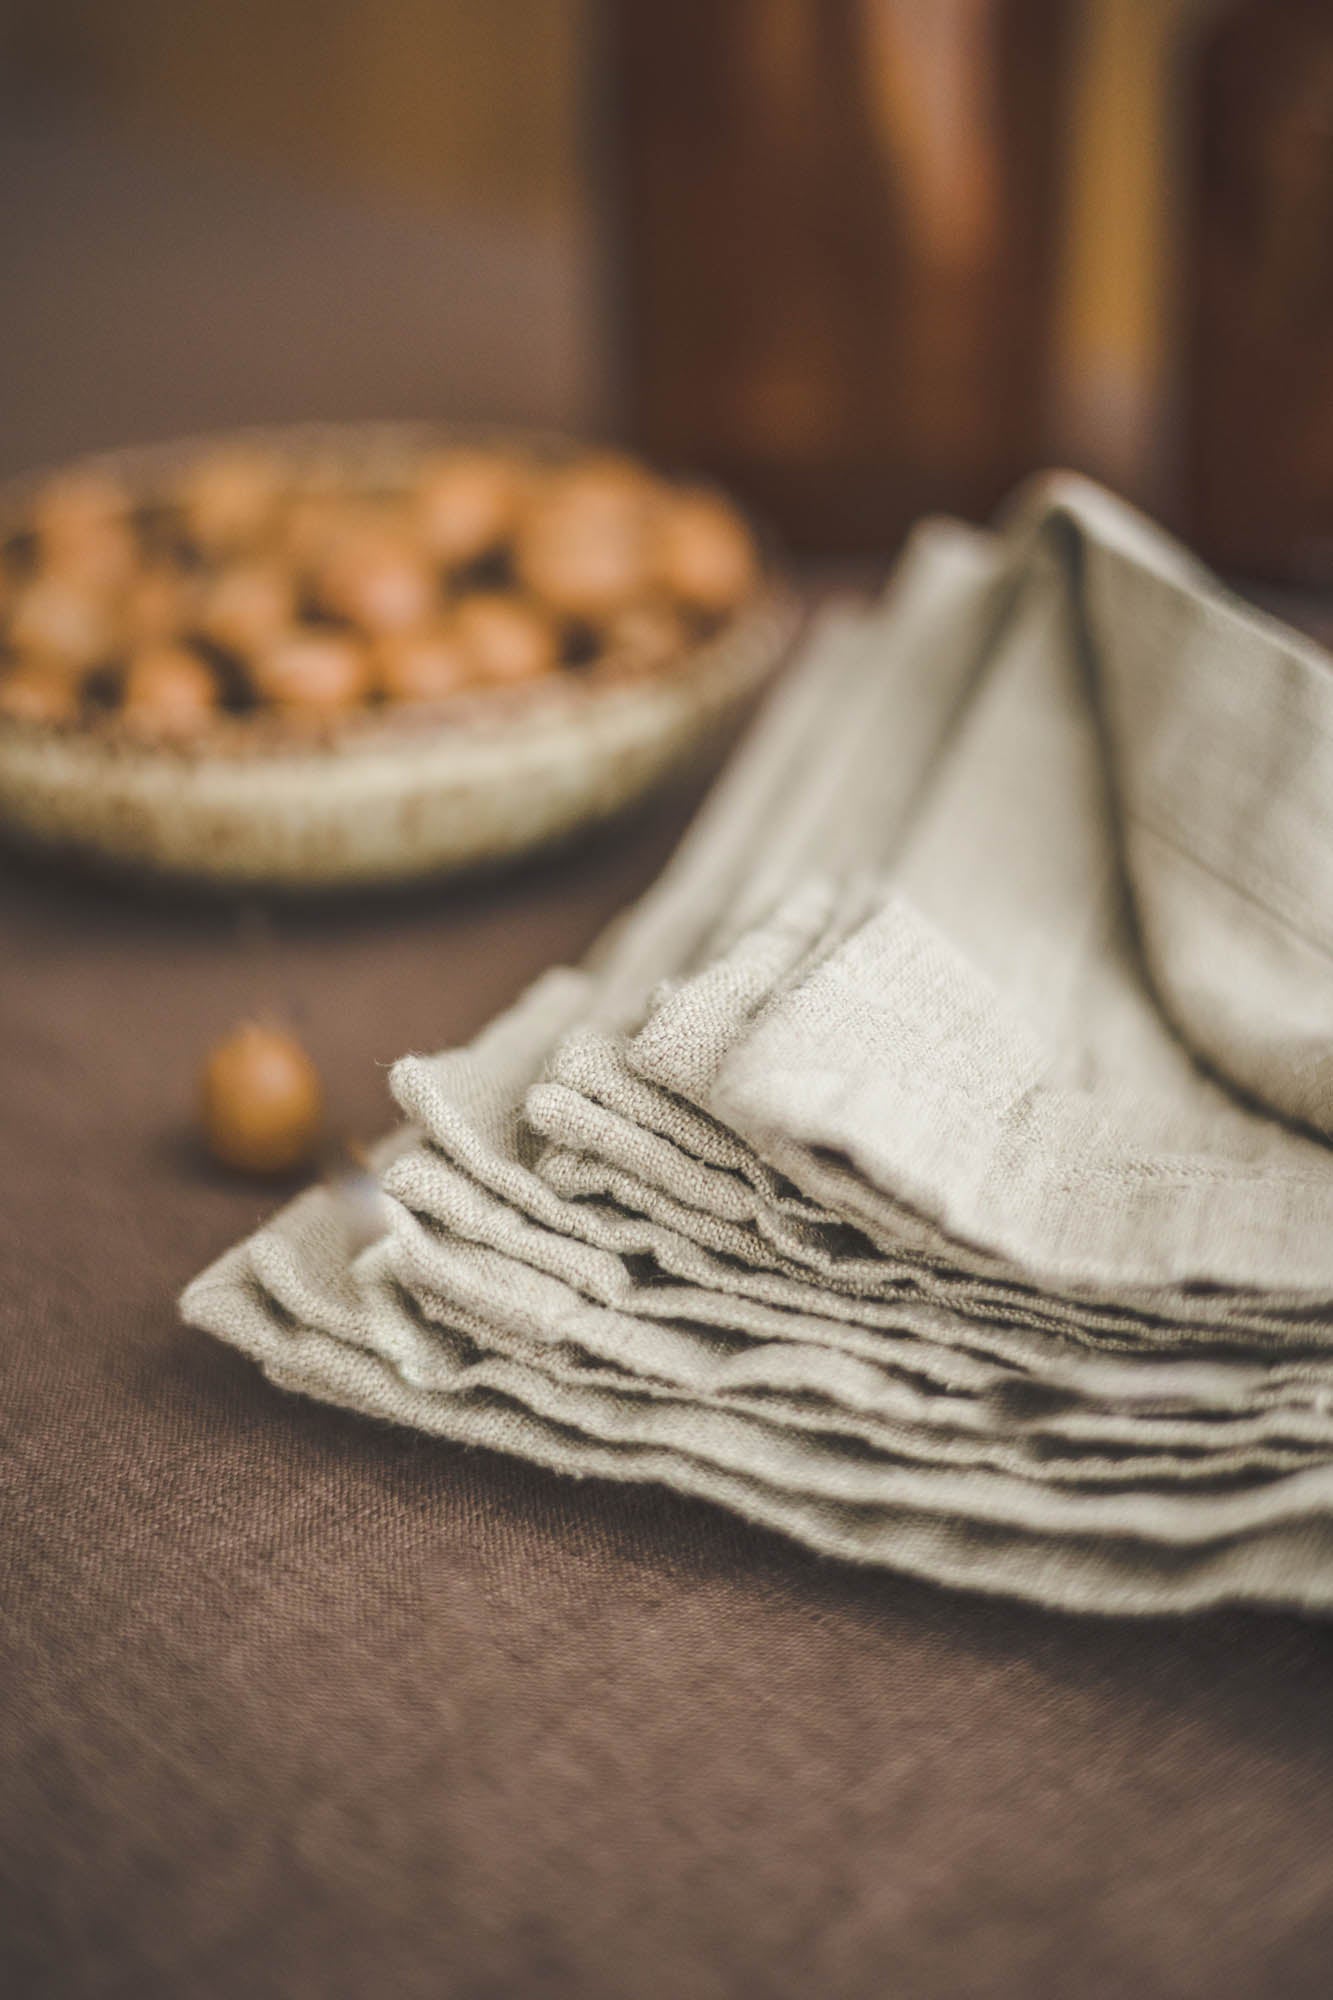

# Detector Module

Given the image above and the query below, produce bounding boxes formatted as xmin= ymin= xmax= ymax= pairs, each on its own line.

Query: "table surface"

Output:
xmin=3 ymin=96 xmax=1333 ymax=2000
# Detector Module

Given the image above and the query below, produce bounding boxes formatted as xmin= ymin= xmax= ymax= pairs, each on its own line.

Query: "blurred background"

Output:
xmin=0 ymin=0 xmax=1329 ymax=589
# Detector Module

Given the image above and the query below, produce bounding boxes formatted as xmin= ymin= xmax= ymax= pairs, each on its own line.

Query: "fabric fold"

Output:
xmin=182 ymin=476 xmax=1333 ymax=1618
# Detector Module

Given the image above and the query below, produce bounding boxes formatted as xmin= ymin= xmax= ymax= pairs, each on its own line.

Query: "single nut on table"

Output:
xmin=200 ymin=1020 xmax=324 ymax=1176
xmin=415 ymin=448 xmax=528 ymax=567
xmin=372 ymin=626 xmax=475 ymax=704
xmin=0 ymin=662 xmax=83 ymax=726
xmin=248 ymin=631 xmax=371 ymax=713
xmin=454 ymin=593 xmax=558 ymax=684
xmin=654 ymin=491 xmax=758 ymax=616
xmin=119 ymin=645 xmax=218 ymax=738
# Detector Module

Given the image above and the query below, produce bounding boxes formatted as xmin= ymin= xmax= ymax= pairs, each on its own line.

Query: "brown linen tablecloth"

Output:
xmin=5 ymin=809 xmax=1333 ymax=2000
xmin=3 ymin=90 xmax=1333 ymax=2000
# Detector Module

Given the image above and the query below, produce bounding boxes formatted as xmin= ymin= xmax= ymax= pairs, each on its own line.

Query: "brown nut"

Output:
xmin=42 ymin=516 xmax=139 ymax=596
xmin=30 ymin=469 xmax=131 ymax=556
xmin=119 ymin=645 xmax=217 ymax=738
xmin=314 ymin=532 xmax=435 ymax=634
xmin=8 ymin=576 xmax=115 ymax=667
xmin=415 ymin=449 xmax=528 ymax=567
xmin=0 ymin=662 xmax=82 ymax=726
xmin=603 ymin=601 xmax=688 ymax=675
xmin=199 ymin=562 xmax=295 ymax=656
xmin=121 ymin=564 xmax=200 ymax=647
xmin=178 ymin=448 xmax=284 ymax=551
xmin=454 ymin=593 xmax=558 ymax=685
xmin=280 ymin=489 xmax=354 ymax=570
xmin=544 ymin=454 xmax=659 ymax=514
xmin=514 ymin=456 xmax=661 ymax=623
xmin=249 ymin=631 xmax=371 ymax=713
xmin=199 ymin=1020 xmax=323 ymax=1176
xmin=514 ymin=494 xmax=653 ymax=623
xmin=373 ymin=626 xmax=475 ymax=704
xmin=654 ymin=491 xmax=758 ymax=615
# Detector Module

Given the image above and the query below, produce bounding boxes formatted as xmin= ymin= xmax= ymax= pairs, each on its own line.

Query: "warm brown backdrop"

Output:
xmin=0 ymin=0 xmax=588 ymax=223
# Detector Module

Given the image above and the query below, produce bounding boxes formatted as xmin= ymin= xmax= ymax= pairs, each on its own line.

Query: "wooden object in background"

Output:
xmin=1185 ymin=0 xmax=1333 ymax=584
xmin=608 ymin=0 xmax=1075 ymax=551
xmin=1047 ymin=0 xmax=1211 ymax=510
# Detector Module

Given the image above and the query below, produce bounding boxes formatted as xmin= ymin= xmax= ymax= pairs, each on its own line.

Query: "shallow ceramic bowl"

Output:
xmin=0 ymin=423 xmax=796 ymax=890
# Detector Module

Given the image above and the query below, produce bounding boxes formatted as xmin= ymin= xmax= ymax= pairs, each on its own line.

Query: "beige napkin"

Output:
xmin=183 ymin=476 xmax=1333 ymax=1616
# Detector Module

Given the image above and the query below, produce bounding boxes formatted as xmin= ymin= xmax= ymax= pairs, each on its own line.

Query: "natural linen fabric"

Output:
xmin=182 ymin=475 xmax=1333 ymax=1617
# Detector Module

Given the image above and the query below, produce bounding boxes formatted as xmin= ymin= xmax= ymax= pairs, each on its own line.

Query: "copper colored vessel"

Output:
xmin=609 ymin=0 xmax=1074 ymax=550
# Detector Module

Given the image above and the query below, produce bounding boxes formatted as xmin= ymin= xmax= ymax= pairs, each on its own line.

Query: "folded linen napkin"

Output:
xmin=183 ymin=475 xmax=1333 ymax=1616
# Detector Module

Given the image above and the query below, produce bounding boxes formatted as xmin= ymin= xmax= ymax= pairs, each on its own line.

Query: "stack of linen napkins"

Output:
xmin=183 ymin=476 xmax=1333 ymax=1616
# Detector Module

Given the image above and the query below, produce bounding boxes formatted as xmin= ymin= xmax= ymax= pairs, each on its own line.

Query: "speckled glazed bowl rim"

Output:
xmin=0 ymin=421 xmax=798 ymax=888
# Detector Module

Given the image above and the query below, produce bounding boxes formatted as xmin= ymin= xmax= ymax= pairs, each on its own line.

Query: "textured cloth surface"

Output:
xmin=6 ymin=694 xmax=1333 ymax=1998
xmin=184 ymin=478 xmax=1333 ymax=1617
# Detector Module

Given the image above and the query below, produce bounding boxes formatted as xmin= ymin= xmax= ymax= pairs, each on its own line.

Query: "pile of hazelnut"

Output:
xmin=0 ymin=442 xmax=761 ymax=740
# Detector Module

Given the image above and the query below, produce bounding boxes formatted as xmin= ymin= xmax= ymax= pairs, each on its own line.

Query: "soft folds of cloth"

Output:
xmin=182 ymin=476 xmax=1333 ymax=1617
